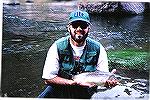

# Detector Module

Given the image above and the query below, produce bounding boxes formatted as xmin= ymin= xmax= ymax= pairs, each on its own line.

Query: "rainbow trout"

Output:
xmin=73 ymin=70 xmax=118 ymax=86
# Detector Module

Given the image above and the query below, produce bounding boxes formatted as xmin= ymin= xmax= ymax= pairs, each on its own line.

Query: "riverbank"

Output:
xmin=108 ymin=48 xmax=149 ymax=71
xmin=108 ymin=49 xmax=149 ymax=79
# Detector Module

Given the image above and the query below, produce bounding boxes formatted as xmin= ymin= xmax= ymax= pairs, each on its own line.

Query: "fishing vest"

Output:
xmin=56 ymin=36 xmax=100 ymax=79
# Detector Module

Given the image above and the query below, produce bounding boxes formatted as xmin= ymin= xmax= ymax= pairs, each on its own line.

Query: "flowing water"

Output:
xmin=2 ymin=1 xmax=150 ymax=98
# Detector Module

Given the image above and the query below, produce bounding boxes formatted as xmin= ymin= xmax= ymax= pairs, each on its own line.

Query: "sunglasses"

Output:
xmin=71 ymin=21 xmax=89 ymax=29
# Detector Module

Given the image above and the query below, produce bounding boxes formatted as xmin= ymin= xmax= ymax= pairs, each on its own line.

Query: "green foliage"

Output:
xmin=107 ymin=48 xmax=149 ymax=71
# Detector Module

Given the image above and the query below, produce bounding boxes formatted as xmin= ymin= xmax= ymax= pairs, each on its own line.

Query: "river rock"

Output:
xmin=3 ymin=0 xmax=20 ymax=5
xmin=79 ymin=2 xmax=146 ymax=15
xmin=91 ymin=85 xmax=149 ymax=100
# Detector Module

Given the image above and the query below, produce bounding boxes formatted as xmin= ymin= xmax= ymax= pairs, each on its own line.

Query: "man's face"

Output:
xmin=68 ymin=21 xmax=90 ymax=43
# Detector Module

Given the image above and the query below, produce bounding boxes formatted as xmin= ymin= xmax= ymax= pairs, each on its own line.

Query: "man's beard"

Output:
xmin=70 ymin=30 xmax=88 ymax=43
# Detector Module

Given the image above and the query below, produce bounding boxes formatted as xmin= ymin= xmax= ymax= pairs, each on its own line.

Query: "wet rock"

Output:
xmin=130 ymin=82 xmax=149 ymax=93
xmin=3 ymin=0 xmax=20 ymax=5
xmin=79 ymin=2 xmax=146 ymax=15
xmin=121 ymin=2 xmax=145 ymax=14
xmin=124 ymin=88 xmax=132 ymax=95
xmin=91 ymin=85 xmax=148 ymax=99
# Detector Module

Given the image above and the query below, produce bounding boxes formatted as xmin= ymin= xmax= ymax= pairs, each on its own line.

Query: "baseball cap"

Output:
xmin=69 ymin=10 xmax=90 ymax=24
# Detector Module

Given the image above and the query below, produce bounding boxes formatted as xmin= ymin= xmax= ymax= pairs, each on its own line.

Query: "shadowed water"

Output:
xmin=2 ymin=2 xmax=150 ymax=98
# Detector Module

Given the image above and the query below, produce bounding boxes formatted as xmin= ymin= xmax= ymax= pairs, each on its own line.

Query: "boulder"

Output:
xmin=3 ymin=0 xmax=20 ymax=5
xmin=79 ymin=2 xmax=147 ymax=15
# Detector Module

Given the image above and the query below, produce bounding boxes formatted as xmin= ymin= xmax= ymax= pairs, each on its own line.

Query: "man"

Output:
xmin=38 ymin=10 xmax=117 ymax=98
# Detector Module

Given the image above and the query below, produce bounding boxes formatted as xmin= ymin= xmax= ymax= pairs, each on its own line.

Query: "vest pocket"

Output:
xmin=61 ymin=54 xmax=73 ymax=70
xmin=87 ymin=52 xmax=97 ymax=57
xmin=59 ymin=63 xmax=74 ymax=79
xmin=84 ymin=65 xmax=96 ymax=72
xmin=62 ymin=63 xmax=73 ymax=70
xmin=86 ymin=51 xmax=97 ymax=65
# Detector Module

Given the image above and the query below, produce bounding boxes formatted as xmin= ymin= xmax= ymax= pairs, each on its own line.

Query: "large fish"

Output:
xmin=73 ymin=70 xmax=119 ymax=86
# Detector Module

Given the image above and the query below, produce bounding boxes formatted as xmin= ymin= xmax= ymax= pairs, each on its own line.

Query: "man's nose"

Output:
xmin=76 ymin=26 xmax=82 ymax=30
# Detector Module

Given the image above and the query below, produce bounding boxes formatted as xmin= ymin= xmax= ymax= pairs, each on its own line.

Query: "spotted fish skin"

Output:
xmin=73 ymin=70 xmax=117 ymax=86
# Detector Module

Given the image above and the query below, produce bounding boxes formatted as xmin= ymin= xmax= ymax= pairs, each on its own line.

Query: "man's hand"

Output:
xmin=104 ymin=69 xmax=118 ymax=88
xmin=105 ymin=79 xmax=118 ymax=88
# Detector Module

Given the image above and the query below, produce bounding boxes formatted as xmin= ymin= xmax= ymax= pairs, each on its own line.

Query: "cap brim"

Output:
xmin=69 ymin=18 xmax=90 ymax=24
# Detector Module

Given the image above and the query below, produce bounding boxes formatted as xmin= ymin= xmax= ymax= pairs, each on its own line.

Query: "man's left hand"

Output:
xmin=105 ymin=69 xmax=118 ymax=88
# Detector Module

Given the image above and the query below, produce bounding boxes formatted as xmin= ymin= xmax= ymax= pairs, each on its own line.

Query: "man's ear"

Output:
xmin=87 ymin=25 xmax=90 ymax=32
xmin=67 ymin=24 xmax=71 ymax=32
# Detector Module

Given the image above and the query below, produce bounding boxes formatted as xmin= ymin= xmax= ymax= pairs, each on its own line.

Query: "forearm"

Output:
xmin=44 ymin=76 xmax=76 ymax=85
xmin=44 ymin=76 xmax=98 ymax=87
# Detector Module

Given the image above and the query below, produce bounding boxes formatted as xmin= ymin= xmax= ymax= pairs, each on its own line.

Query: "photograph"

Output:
xmin=1 ymin=0 xmax=150 ymax=99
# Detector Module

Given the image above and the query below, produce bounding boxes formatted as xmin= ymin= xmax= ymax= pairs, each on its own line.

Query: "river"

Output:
xmin=1 ymin=1 xmax=150 ymax=98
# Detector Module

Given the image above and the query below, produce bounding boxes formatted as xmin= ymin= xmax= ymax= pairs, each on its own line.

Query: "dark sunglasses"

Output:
xmin=71 ymin=21 xmax=89 ymax=29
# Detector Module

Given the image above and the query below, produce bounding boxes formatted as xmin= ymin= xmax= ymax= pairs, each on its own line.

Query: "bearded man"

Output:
xmin=38 ymin=10 xmax=117 ymax=99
